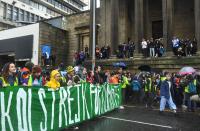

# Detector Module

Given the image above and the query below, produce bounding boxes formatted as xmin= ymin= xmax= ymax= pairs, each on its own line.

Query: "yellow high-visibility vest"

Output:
xmin=0 ymin=77 xmax=18 ymax=87
xmin=145 ymin=78 xmax=152 ymax=92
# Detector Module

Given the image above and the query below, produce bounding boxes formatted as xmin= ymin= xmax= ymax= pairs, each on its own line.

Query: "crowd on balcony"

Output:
xmin=73 ymin=37 xmax=198 ymax=64
xmin=172 ymin=37 xmax=197 ymax=57
xmin=141 ymin=38 xmax=165 ymax=58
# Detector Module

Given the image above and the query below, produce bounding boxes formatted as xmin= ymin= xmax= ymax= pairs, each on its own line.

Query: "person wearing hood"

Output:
xmin=20 ymin=67 xmax=31 ymax=86
xmin=46 ymin=70 xmax=61 ymax=90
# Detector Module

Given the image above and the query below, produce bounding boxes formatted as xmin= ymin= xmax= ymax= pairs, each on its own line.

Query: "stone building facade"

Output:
xmin=64 ymin=10 xmax=101 ymax=65
xmin=65 ymin=0 xmax=200 ymax=71
xmin=64 ymin=0 xmax=200 ymax=66
xmin=99 ymin=0 xmax=200 ymax=53
xmin=39 ymin=22 xmax=68 ymax=65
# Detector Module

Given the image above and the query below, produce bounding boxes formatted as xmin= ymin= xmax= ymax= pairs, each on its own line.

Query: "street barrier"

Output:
xmin=0 ymin=83 xmax=122 ymax=131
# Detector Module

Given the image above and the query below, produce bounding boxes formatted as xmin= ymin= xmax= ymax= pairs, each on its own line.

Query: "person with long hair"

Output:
xmin=0 ymin=62 xmax=18 ymax=87
xmin=27 ymin=65 xmax=45 ymax=86
xmin=86 ymin=70 xmax=94 ymax=84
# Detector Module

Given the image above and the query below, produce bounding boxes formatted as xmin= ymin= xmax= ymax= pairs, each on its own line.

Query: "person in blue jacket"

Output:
xmin=131 ymin=76 xmax=141 ymax=104
xmin=160 ymin=72 xmax=177 ymax=114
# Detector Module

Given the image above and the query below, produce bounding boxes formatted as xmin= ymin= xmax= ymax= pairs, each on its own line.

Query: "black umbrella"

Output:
xmin=138 ymin=65 xmax=151 ymax=72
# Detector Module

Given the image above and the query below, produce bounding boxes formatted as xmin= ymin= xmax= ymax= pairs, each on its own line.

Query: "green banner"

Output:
xmin=0 ymin=83 xmax=121 ymax=131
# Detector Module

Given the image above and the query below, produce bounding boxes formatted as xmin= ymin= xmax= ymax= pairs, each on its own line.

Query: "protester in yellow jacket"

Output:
xmin=46 ymin=70 xmax=61 ymax=90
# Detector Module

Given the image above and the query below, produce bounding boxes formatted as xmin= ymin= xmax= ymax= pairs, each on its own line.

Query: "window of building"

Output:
xmin=7 ymin=5 xmax=12 ymax=20
xmin=30 ymin=13 xmax=34 ymax=22
xmin=24 ymin=11 xmax=29 ymax=22
xmin=19 ymin=0 xmax=30 ymax=5
xmin=35 ymin=15 xmax=39 ymax=22
xmin=13 ymin=7 xmax=18 ymax=21
xmin=19 ymin=9 xmax=24 ymax=21
xmin=39 ymin=4 xmax=45 ymax=11
xmin=1 ymin=2 xmax=7 ymax=19
xmin=55 ymin=1 xmax=59 ymax=7
xmin=30 ymin=0 xmax=39 ymax=9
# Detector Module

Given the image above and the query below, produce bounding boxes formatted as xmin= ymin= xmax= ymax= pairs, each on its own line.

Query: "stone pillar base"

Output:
xmin=134 ymin=53 xmax=143 ymax=58
xmin=164 ymin=51 xmax=174 ymax=57
xmin=196 ymin=51 xmax=200 ymax=56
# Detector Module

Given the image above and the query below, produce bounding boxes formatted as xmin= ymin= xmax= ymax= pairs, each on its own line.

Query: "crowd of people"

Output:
xmin=141 ymin=38 xmax=165 ymax=58
xmin=117 ymin=41 xmax=135 ymax=58
xmin=172 ymin=37 xmax=197 ymax=57
xmin=73 ymin=36 xmax=199 ymax=64
xmin=73 ymin=37 xmax=198 ymax=64
xmin=129 ymin=72 xmax=200 ymax=114
xmin=73 ymin=51 xmax=86 ymax=65
xmin=0 ymin=62 xmax=200 ymax=115
xmin=95 ymin=45 xmax=111 ymax=59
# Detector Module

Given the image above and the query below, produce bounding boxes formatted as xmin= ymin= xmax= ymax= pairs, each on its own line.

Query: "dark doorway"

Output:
xmin=152 ymin=21 xmax=163 ymax=39
xmin=16 ymin=61 xmax=28 ymax=68
xmin=0 ymin=55 xmax=15 ymax=70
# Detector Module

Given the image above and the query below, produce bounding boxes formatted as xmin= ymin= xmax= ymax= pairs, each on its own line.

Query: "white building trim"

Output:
xmin=0 ymin=23 xmax=40 ymax=65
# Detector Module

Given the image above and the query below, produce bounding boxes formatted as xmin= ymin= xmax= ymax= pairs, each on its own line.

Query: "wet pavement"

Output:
xmin=63 ymin=105 xmax=200 ymax=131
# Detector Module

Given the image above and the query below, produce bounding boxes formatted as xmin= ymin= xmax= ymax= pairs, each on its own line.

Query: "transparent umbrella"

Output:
xmin=179 ymin=67 xmax=196 ymax=75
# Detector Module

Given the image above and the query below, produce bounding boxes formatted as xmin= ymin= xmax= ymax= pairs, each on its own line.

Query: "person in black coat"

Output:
xmin=93 ymin=66 xmax=103 ymax=85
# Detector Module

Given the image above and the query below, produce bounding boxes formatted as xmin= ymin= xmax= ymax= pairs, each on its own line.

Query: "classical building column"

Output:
xmin=118 ymin=0 xmax=127 ymax=44
xmin=134 ymin=0 xmax=144 ymax=53
xmin=110 ymin=0 xmax=119 ymax=54
xmin=99 ymin=0 xmax=111 ymax=48
xmin=195 ymin=0 xmax=200 ymax=51
xmin=162 ymin=0 xmax=174 ymax=51
xmin=144 ymin=0 xmax=150 ymax=39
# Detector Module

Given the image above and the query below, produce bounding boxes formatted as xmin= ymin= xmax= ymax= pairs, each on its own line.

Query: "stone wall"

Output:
xmin=84 ymin=56 xmax=200 ymax=73
xmin=39 ymin=22 xmax=68 ymax=65
xmin=174 ymin=0 xmax=195 ymax=39
xmin=64 ymin=10 xmax=101 ymax=65
xmin=64 ymin=11 xmax=90 ymax=65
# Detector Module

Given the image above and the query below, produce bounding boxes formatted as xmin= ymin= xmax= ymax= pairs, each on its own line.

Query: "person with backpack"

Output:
xmin=183 ymin=75 xmax=197 ymax=112
xmin=190 ymin=75 xmax=200 ymax=103
xmin=131 ymin=76 xmax=141 ymax=104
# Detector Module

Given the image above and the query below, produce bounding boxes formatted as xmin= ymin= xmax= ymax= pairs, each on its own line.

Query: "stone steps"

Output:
xmin=84 ymin=55 xmax=200 ymax=72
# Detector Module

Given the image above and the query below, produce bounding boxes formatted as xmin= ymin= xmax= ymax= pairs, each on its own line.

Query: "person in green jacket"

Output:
xmin=119 ymin=71 xmax=130 ymax=109
xmin=144 ymin=74 xmax=155 ymax=108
